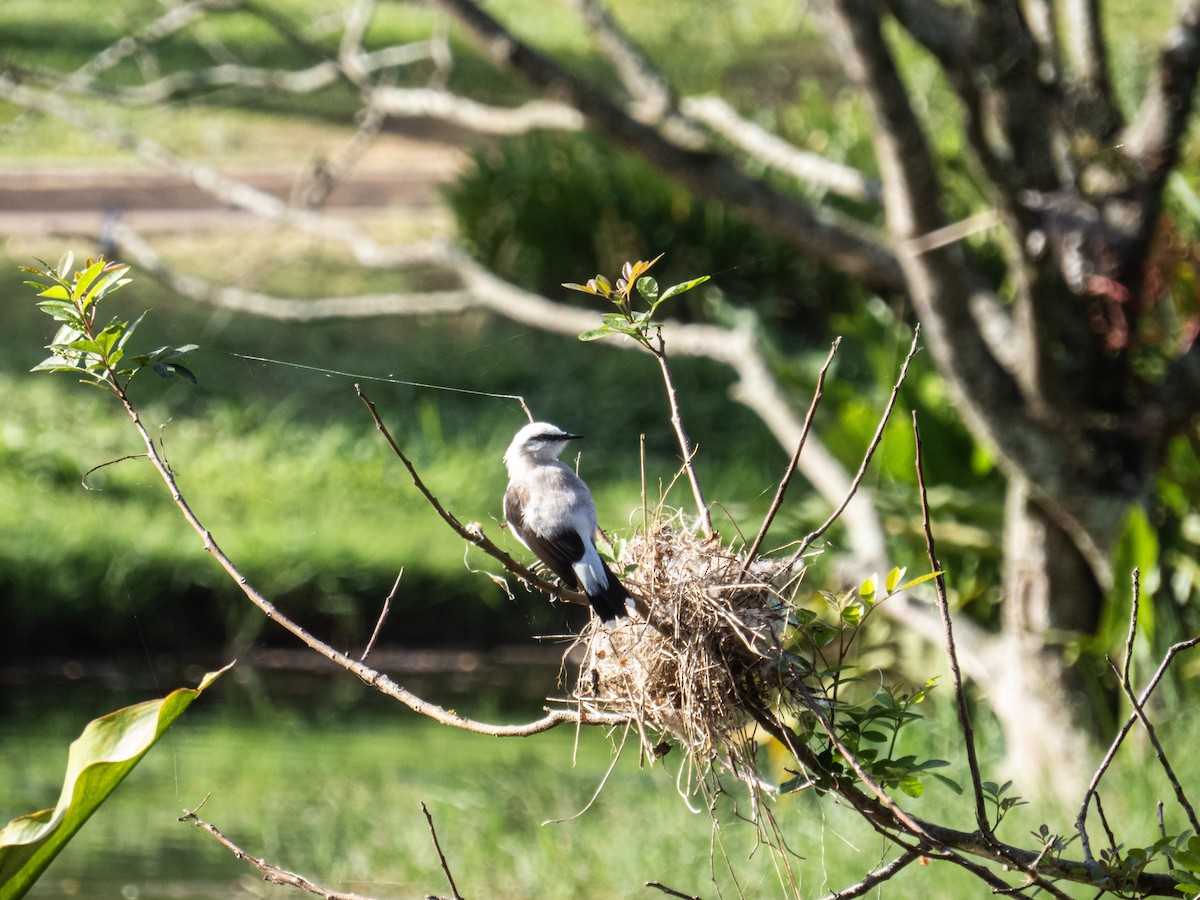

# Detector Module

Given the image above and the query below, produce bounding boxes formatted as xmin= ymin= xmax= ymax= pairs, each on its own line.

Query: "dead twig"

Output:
xmin=790 ymin=327 xmax=921 ymax=565
xmin=818 ymin=849 xmax=922 ymax=900
xmin=645 ymin=881 xmax=704 ymax=899
xmin=651 ymin=332 xmax=713 ymax=538
xmin=180 ymin=802 xmax=377 ymax=900
xmin=1105 ymin=572 xmax=1200 ymax=835
xmin=1077 ymin=580 xmax=1200 ymax=860
xmin=81 ymin=453 xmax=149 ymax=490
xmin=913 ymin=412 xmax=990 ymax=841
xmin=361 ymin=567 xmax=401 ymax=661
xmin=741 ymin=336 xmax=840 ymax=573
xmin=421 ymin=802 xmax=464 ymax=900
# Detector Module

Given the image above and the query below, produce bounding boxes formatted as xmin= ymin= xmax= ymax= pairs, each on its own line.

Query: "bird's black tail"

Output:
xmin=588 ymin=568 xmax=634 ymax=624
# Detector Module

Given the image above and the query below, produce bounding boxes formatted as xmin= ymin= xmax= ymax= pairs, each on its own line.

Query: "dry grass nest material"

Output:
xmin=572 ymin=512 xmax=802 ymax=769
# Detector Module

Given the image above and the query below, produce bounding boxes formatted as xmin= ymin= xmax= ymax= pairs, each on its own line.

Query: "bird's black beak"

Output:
xmin=563 ymin=433 xmax=584 ymax=441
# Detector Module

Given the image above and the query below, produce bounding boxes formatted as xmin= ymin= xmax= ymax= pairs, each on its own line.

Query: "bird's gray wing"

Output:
xmin=505 ymin=484 xmax=584 ymax=589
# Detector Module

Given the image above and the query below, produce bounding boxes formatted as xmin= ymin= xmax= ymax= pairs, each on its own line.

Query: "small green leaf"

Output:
xmin=562 ymin=281 xmax=602 ymax=296
xmin=897 ymin=571 xmax=942 ymax=591
xmin=915 ymin=758 xmax=952 ymax=771
xmin=114 ymin=312 xmax=147 ymax=353
xmin=859 ymin=577 xmax=876 ymax=605
xmin=31 ymin=360 xmax=85 ymax=375
xmin=579 ymin=327 xmax=614 ymax=342
xmin=36 ymin=285 xmax=70 ymax=301
xmin=932 ymin=773 xmax=963 ymax=794
xmin=885 ymin=566 xmax=905 ymax=593
xmin=779 ymin=773 xmax=812 ymax=794
xmin=66 ymin=338 xmax=103 ymax=357
xmin=94 ymin=325 xmax=123 ymax=357
xmin=658 ymin=274 xmax=710 ymax=301
xmin=841 ymin=603 xmax=862 ymax=626
xmin=71 ymin=259 xmax=107 ymax=306
xmin=167 ymin=364 xmax=197 ymax=383
xmin=35 ymin=300 xmax=84 ymax=326
xmin=83 ymin=268 xmax=131 ymax=306
xmin=635 ymin=276 xmax=659 ymax=302
xmin=55 ymin=251 xmax=74 ymax=281
xmin=897 ymin=775 xmax=924 ymax=798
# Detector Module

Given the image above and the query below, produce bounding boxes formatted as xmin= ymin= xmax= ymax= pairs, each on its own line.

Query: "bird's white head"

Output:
xmin=503 ymin=421 xmax=582 ymax=471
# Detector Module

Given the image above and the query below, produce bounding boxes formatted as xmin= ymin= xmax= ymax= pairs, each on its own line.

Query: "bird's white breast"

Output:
xmin=515 ymin=461 xmax=597 ymax=539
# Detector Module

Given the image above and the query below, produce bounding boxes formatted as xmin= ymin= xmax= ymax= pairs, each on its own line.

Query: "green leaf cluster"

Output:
xmin=24 ymin=252 xmax=198 ymax=394
xmin=981 ymin=779 xmax=1027 ymax=830
xmin=1165 ymin=833 xmax=1200 ymax=895
xmin=780 ymin=565 xmax=958 ymax=800
xmin=565 ymin=254 xmax=710 ymax=346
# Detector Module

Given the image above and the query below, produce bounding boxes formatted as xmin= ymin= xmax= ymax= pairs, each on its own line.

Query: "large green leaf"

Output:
xmin=0 ymin=664 xmax=231 ymax=900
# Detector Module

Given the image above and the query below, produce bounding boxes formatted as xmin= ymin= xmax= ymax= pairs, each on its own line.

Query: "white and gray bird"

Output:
xmin=503 ymin=422 xmax=633 ymax=624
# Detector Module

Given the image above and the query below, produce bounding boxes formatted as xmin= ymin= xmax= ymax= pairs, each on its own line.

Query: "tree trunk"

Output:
xmin=986 ymin=476 xmax=1107 ymax=792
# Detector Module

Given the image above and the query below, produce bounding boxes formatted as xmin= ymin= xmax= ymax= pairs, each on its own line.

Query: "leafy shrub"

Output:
xmin=444 ymin=130 xmax=851 ymax=333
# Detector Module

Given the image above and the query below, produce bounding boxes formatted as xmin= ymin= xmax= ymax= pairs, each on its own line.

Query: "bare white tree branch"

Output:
xmin=681 ymin=95 xmax=880 ymax=204
xmin=65 ymin=0 xmax=242 ymax=91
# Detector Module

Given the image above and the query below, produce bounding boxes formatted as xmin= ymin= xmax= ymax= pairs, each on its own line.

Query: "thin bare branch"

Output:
xmin=81 ymin=453 xmax=149 ymax=490
xmin=818 ymin=849 xmax=921 ymax=900
xmin=1106 ymin=571 xmax=1200 ymax=835
xmin=373 ymin=85 xmax=585 ymax=132
xmin=88 ymin=361 xmax=620 ymax=736
xmin=1107 ymin=652 xmax=1200 ymax=834
xmin=561 ymin=0 xmax=671 ymax=122
xmin=651 ymin=333 xmax=713 ymax=538
xmin=66 ymin=0 xmax=242 ymax=91
xmin=741 ymin=337 xmax=840 ymax=569
xmin=180 ymin=806 xmax=378 ymax=900
xmin=913 ymin=412 xmax=991 ymax=842
xmin=361 ymin=568 xmax=402 ymax=661
xmin=645 ymin=882 xmax=704 ymax=899
xmin=681 ymin=96 xmax=880 ymax=204
xmin=1078 ymin=624 xmax=1200 ymax=862
xmin=110 ymin=60 xmax=345 ymax=102
xmin=1122 ymin=567 xmax=1141 ymax=690
xmin=421 ymin=802 xmax=464 ymax=900
xmin=790 ymin=327 xmax=921 ymax=564
xmin=292 ymin=86 xmax=390 ymax=210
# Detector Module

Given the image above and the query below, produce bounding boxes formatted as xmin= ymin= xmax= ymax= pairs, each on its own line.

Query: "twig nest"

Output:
xmin=572 ymin=513 xmax=800 ymax=771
